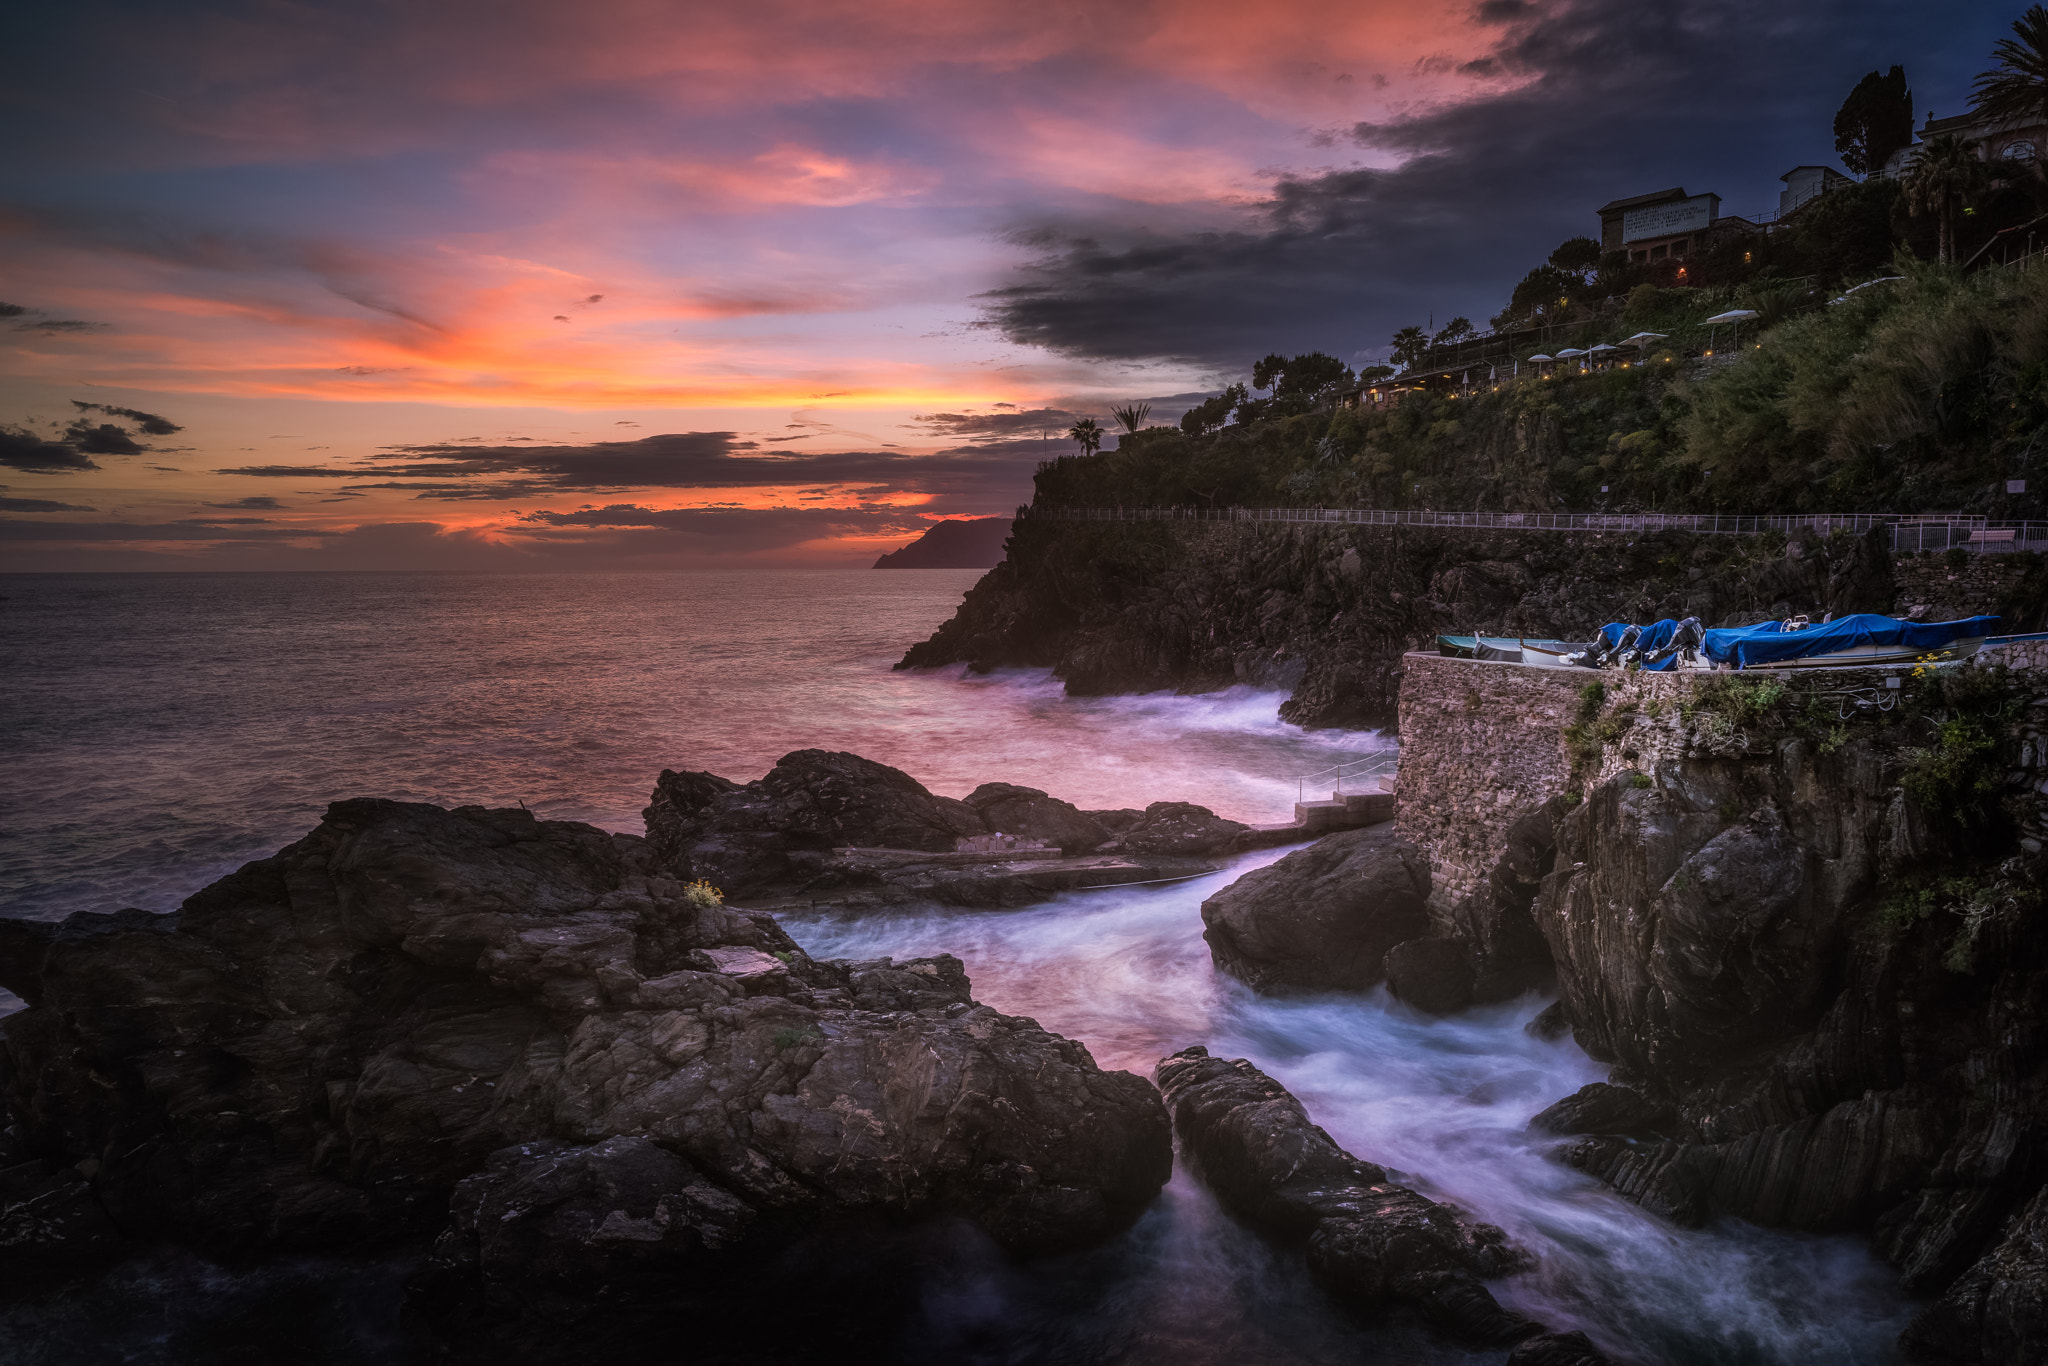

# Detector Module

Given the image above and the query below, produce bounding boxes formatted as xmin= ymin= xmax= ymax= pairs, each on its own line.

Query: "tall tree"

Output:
xmin=1834 ymin=65 xmax=1914 ymax=177
xmin=1067 ymin=417 xmax=1103 ymax=456
xmin=1432 ymin=317 xmax=1476 ymax=346
xmin=1390 ymin=327 xmax=1427 ymax=369
xmin=1974 ymin=6 xmax=2048 ymax=133
xmin=1547 ymin=236 xmax=1602 ymax=281
xmin=1902 ymin=134 xmax=1983 ymax=261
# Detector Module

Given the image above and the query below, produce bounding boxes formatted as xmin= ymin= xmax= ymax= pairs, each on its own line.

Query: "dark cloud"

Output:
xmin=979 ymin=0 xmax=1986 ymax=366
xmin=212 ymin=464 xmax=367 ymax=476
xmin=18 ymin=319 xmax=103 ymax=333
xmin=357 ymin=430 xmax=1042 ymax=505
xmin=911 ymin=407 xmax=1076 ymax=439
xmin=63 ymin=421 xmax=145 ymax=455
xmin=0 ymin=428 xmax=98 ymax=472
xmin=177 ymin=516 xmax=272 ymax=525
xmin=203 ymin=495 xmax=286 ymax=510
xmin=0 ymin=496 xmax=95 ymax=512
xmin=0 ymin=302 xmax=25 ymax=317
xmin=70 ymin=401 xmax=182 ymax=435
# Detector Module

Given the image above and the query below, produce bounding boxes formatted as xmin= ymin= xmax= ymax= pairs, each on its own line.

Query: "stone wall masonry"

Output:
xmin=1891 ymin=552 xmax=2036 ymax=624
xmin=1397 ymin=648 xmax=2048 ymax=917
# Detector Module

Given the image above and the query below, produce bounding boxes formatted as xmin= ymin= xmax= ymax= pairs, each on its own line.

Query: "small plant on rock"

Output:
xmin=684 ymin=879 xmax=725 ymax=910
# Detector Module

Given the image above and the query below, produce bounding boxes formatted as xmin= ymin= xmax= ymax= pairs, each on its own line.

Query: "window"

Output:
xmin=2004 ymin=140 xmax=2038 ymax=161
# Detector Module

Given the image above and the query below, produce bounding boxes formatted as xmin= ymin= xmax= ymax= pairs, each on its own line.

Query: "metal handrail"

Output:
xmin=1297 ymin=752 xmax=1399 ymax=802
xmin=1019 ymin=505 xmax=2048 ymax=552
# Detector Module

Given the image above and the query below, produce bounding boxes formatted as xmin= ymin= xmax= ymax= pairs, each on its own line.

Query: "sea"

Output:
xmin=0 ymin=570 xmax=1911 ymax=1364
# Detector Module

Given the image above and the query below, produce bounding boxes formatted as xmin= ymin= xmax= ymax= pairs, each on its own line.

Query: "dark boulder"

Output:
xmin=1508 ymin=1330 xmax=1616 ymax=1365
xmin=646 ymin=750 xmax=990 ymax=894
xmin=1384 ymin=938 xmax=1476 ymax=1015
xmin=1154 ymin=1046 xmax=1540 ymax=1347
xmin=0 ymin=799 xmax=1173 ymax=1319
xmin=1528 ymin=1083 xmax=1679 ymax=1141
xmin=1200 ymin=826 xmax=1430 ymax=992
xmin=1901 ymin=1185 xmax=2048 ymax=1364
xmin=1104 ymin=801 xmax=1249 ymax=857
xmin=962 ymin=783 xmax=1110 ymax=854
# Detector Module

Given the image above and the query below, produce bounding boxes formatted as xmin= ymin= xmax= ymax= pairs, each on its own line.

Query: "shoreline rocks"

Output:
xmin=645 ymin=749 xmax=1251 ymax=911
xmin=0 ymin=798 xmax=1173 ymax=1342
xmin=1154 ymin=1046 xmax=1597 ymax=1354
xmin=1199 ymin=826 xmax=1429 ymax=993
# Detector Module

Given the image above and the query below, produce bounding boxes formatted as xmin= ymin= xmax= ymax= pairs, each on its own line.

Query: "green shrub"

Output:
xmin=1630 ymin=772 xmax=1654 ymax=789
xmin=771 ymin=1027 xmax=822 ymax=1051
xmin=683 ymin=879 xmax=725 ymax=910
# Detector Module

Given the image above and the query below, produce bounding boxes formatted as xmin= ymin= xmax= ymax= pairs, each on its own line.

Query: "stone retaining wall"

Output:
xmin=1891 ymin=552 xmax=2036 ymax=623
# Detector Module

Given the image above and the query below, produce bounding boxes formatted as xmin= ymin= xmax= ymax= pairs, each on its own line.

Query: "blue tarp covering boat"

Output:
xmin=1598 ymin=614 xmax=2000 ymax=670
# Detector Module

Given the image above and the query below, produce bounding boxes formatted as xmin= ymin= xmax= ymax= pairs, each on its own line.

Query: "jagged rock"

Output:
xmin=644 ymin=749 xmax=989 ymax=892
xmin=1103 ymin=801 xmax=1249 ymax=856
xmin=1447 ymin=797 xmax=1566 ymax=1001
xmin=1528 ymin=1083 xmax=1678 ymax=1140
xmin=1200 ymin=827 xmax=1430 ymax=992
xmin=1507 ymin=1330 xmax=1616 ymax=1365
xmin=1154 ymin=1046 xmax=1540 ymax=1347
xmin=1384 ymin=938 xmax=1475 ymax=1014
xmin=1524 ymin=1001 xmax=1571 ymax=1040
xmin=962 ymin=783 xmax=1110 ymax=854
xmin=0 ymin=799 xmax=1173 ymax=1313
xmin=1901 ymin=1185 xmax=2048 ymax=1364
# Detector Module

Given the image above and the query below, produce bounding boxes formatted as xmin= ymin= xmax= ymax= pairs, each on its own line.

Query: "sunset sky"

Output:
xmin=0 ymin=0 xmax=2015 ymax=569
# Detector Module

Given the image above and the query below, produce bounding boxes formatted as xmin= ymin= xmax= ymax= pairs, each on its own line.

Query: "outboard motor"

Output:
xmin=1594 ymin=623 xmax=1642 ymax=669
xmin=1643 ymin=616 xmax=1704 ymax=668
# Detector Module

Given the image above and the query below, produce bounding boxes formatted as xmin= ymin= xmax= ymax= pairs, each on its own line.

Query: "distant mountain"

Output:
xmin=872 ymin=517 xmax=1012 ymax=569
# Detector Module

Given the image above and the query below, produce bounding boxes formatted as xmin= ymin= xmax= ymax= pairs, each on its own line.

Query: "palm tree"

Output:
xmin=1902 ymin=134 xmax=1984 ymax=261
xmin=1390 ymin=326 xmax=1427 ymax=370
xmin=1109 ymin=402 xmax=1152 ymax=435
xmin=1973 ymin=5 xmax=2048 ymax=131
xmin=1067 ymin=417 xmax=1104 ymax=456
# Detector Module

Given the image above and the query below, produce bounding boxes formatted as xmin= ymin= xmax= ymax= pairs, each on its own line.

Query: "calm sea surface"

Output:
xmin=0 ymin=570 xmax=1908 ymax=1364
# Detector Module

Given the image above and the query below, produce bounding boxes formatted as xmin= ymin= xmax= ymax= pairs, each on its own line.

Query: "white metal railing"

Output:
xmin=1020 ymin=505 xmax=2047 ymax=553
xmin=1297 ymin=752 xmax=1399 ymax=802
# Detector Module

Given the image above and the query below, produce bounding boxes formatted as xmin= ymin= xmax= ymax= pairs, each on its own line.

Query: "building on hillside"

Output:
xmin=1596 ymin=187 xmax=1740 ymax=265
xmin=1884 ymin=109 xmax=2048 ymax=178
xmin=1778 ymin=165 xmax=1852 ymax=215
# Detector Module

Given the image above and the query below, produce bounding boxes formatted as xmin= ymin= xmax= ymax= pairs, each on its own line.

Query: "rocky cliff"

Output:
xmin=898 ymin=516 xmax=1896 ymax=728
xmin=1386 ymin=649 xmax=2048 ymax=1364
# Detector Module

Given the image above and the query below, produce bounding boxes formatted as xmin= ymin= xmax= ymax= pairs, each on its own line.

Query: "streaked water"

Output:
xmin=783 ymin=869 xmax=1911 ymax=1365
xmin=0 ymin=570 xmax=1908 ymax=1363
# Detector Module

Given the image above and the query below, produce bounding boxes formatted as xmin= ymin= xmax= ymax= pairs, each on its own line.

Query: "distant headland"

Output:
xmin=872 ymin=516 xmax=1012 ymax=568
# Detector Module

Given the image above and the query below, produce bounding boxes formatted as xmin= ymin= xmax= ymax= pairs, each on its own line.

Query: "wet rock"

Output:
xmin=1507 ymin=1329 xmax=1616 ymax=1365
xmin=963 ymin=783 xmax=1109 ymax=854
xmin=645 ymin=749 xmax=990 ymax=892
xmin=1103 ymin=801 xmax=1249 ymax=857
xmin=1154 ymin=1046 xmax=1540 ymax=1348
xmin=0 ymin=799 xmax=1173 ymax=1305
xmin=1200 ymin=826 xmax=1430 ymax=992
xmin=1524 ymin=1001 xmax=1571 ymax=1040
xmin=1901 ymin=1185 xmax=2048 ymax=1364
xmin=1528 ymin=1083 xmax=1679 ymax=1140
xmin=1384 ymin=938 xmax=1475 ymax=1015
xmin=1447 ymin=797 xmax=1567 ymax=1001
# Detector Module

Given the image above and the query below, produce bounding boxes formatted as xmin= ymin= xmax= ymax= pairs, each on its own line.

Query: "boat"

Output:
xmin=1579 ymin=613 xmax=2003 ymax=671
xmin=1520 ymin=640 xmax=1597 ymax=667
xmin=1437 ymin=634 xmax=1574 ymax=663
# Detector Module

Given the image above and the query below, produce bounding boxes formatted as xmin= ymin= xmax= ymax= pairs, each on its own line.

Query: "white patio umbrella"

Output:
xmin=1700 ymin=309 xmax=1758 ymax=356
xmin=1618 ymin=331 xmax=1667 ymax=366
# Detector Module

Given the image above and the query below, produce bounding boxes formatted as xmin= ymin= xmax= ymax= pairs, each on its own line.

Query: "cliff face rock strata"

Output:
xmin=0 ymin=799 xmax=1173 ymax=1333
xmin=898 ymin=517 xmax=1891 ymax=729
xmin=1154 ymin=1046 xmax=1603 ymax=1355
xmin=1199 ymin=826 xmax=1429 ymax=993
xmin=644 ymin=749 xmax=1243 ymax=909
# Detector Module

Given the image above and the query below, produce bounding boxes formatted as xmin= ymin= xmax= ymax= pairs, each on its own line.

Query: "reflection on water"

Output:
xmin=783 ymin=857 xmax=1912 ymax=1366
xmin=2 ymin=570 xmax=1385 ymax=921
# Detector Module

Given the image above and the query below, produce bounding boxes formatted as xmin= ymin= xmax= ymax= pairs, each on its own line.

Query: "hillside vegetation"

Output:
xmin=1039 ymin=257 xmax=2048 ymax=521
